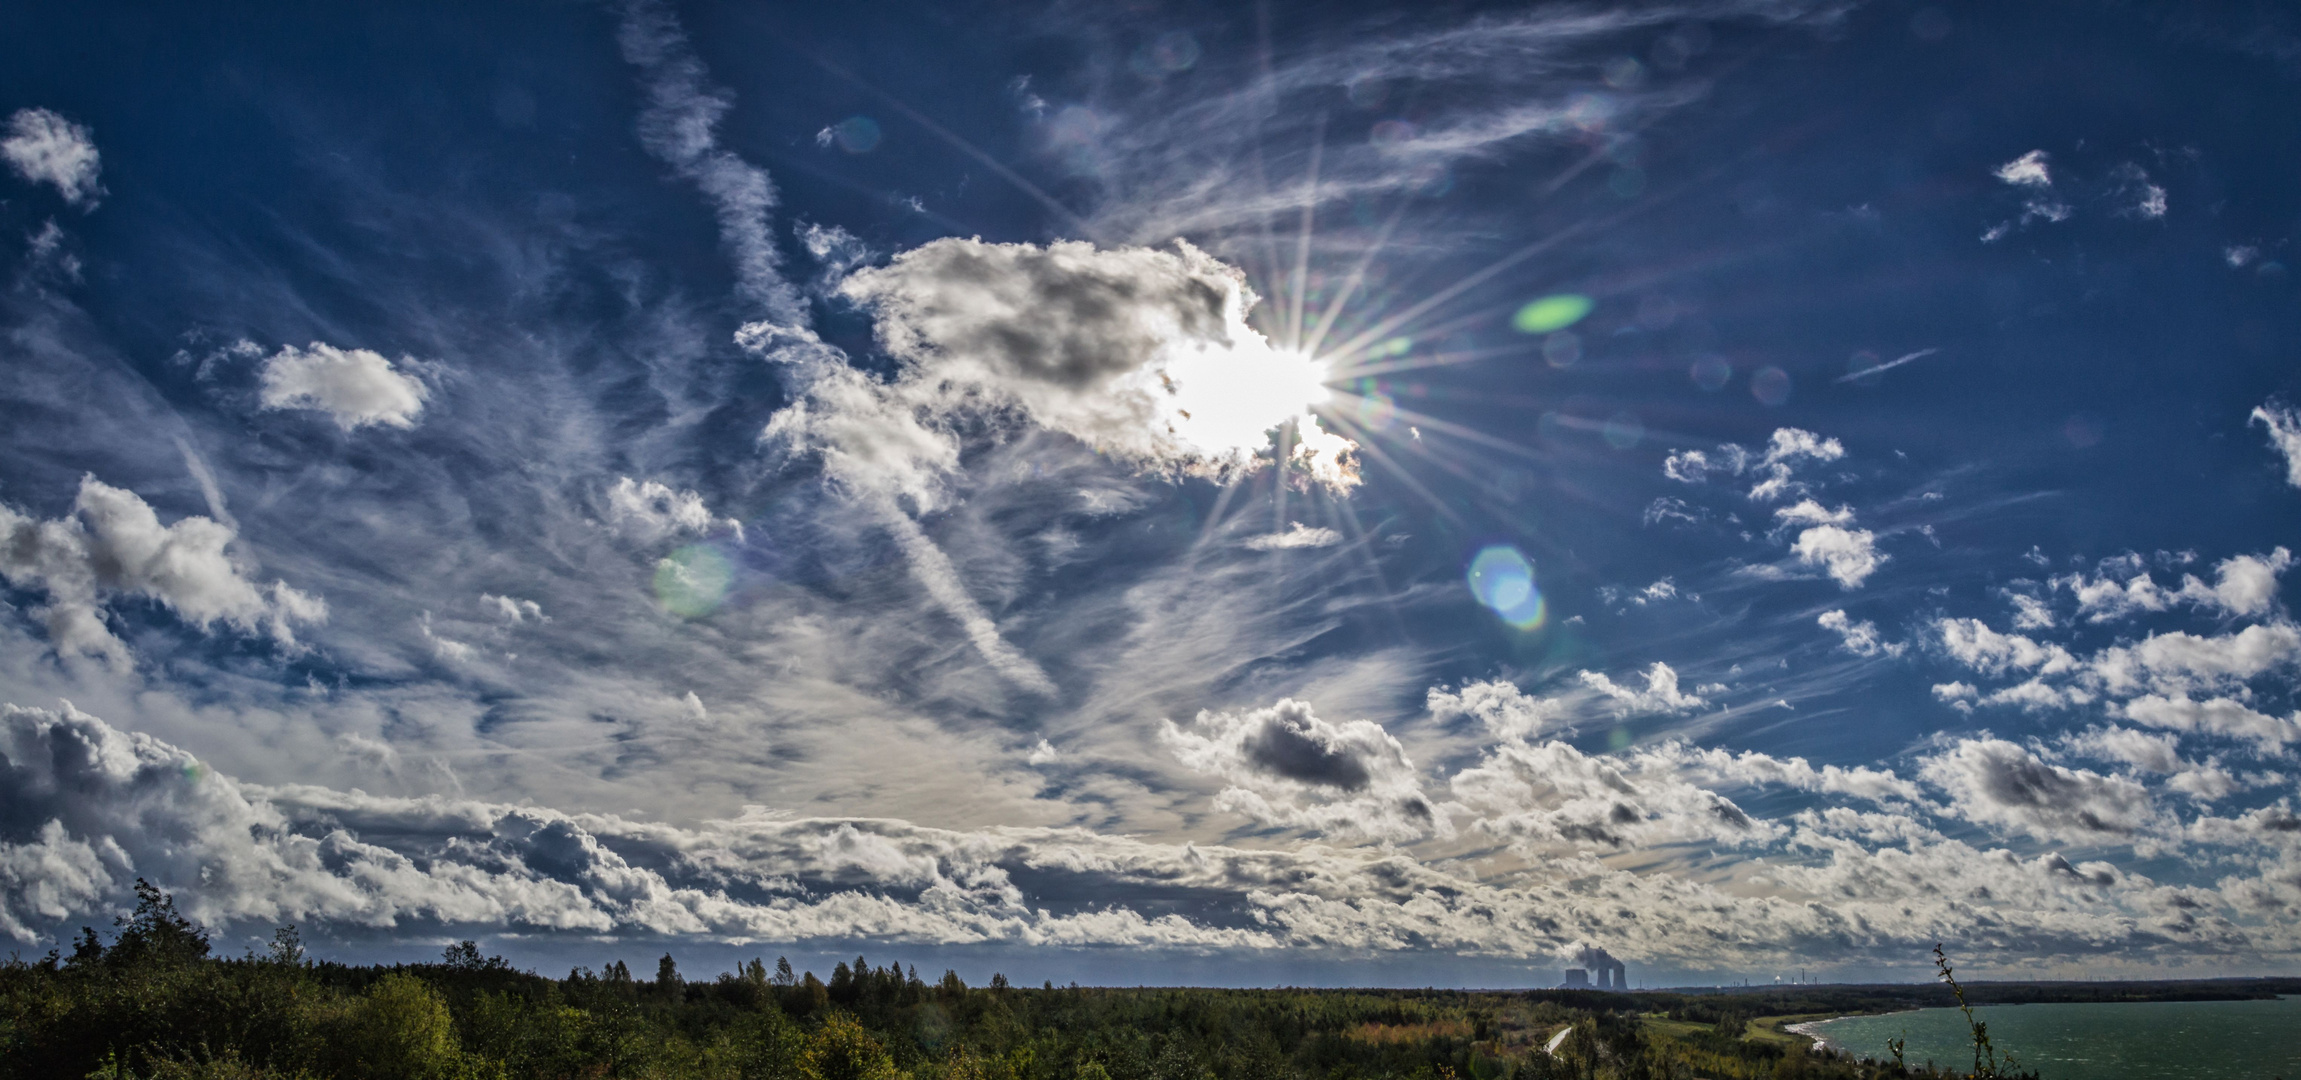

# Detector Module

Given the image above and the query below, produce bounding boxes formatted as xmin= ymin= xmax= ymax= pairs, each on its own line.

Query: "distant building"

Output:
xmin=1562 ymin=968 xmax=1589 ymax=988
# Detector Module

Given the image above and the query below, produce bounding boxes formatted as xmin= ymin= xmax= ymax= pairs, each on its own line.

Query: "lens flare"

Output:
xmin=1752 ymin=365 xmax=1792 ymax=406
xmin=830 ymin=116 xmax=881 ymax=153
xmin=1603 ymin=411 xmax=1643 ymax=449
xmin=1467 ymin=544 xmax=1547 ymax=630
xmin=1690 ymin=353 xmax=1732 ymax=391
xmin=1542 ymin=330 xmax=1581 ymax=367
xmin=1355 ymin=390 xmax=1397 ymax=432
xmin=654 ymin=544 xmax=734 ymax=617
xmin=1512 ymin=294 xmax=1593 ymax=334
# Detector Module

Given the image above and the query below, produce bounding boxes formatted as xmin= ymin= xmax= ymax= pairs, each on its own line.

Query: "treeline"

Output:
xmin=0 ymin=883 xmax=2056 ymax=1079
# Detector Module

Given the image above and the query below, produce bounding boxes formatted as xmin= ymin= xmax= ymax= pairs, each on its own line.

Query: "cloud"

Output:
xmin=2118 ymin=695 xmax=2301 ymax=753
xmin=2008 ymin=592 xmax=2056 ymax=630
xmin=1162 ymin=698 xmax=1439 ymax=843
xmin=1748 ymin=429 xmax=1846 ymax=502
xmin=614 ymin=0 xmax=806 ymax=327
xmin=1935 ymin=618 xmax=2078 ymax=677
xmin=1245 ymin=523 xmax=1344 ymax=551
xmin=605 ymin=477 xmax=742 ymax=544
xmin=877 ymin=507 xmax=1055 ymax=695
xmin=482 ymin=594 xmax=545 ymax=624
xmin=1449 ymin=738 xmax=1773 ymax=853
xmin=1933 ymin=681 xmax=1979 ymax=711
xmin=1922 ymin=738 xmax=2154 ymax=843
xmin=1775 ymin=499 xmax=1854 ymax=528
xmin=1047 ymin=2 xmax=1855 ymax=243
xmin=1993 ymin=150 xmax=2053 ymax=187
xmin=2252 ymin=401 xmax=2301 ymax=488
xmin=1661 ymin=428 xmax=1843 ymax=502
xmin=418 ymin=612 xmax=476 ymax=664
xmin=1641 ymin=496 xmax=1705 ymax=527
xmin=1427 ymin=680 xmax=1566 ymax=740
xmin=7 ymin=702 xmax=2299 ymax=969
xmin=0 ymin=476 xmax=324 ymax=667
xmin=1641 ymin=743 xmax=1922 ymax=804
xmin=752 ymin=238 xmax=1360 ymax=690
xmin=257 ymin=342 xmax=430 ymax=430
xmin=1818 ymin=610 xmax=1902 ymax=657
xmin=1579 ymin=662 xmax=1705 ymax=715
xmin=2053 ymin=548 xmax=2293 ymax=622
xmin=2058 ymin=727 xmax=2240 ymax=807
xmin=1 ymin=108 xmax=103 ymax=209
xmin=824 ymin=238 xmax=1357 ymax=495
xmin=1791 ymin=524 xmax=1885 ymax=588
xmin=2086 ymin=623 xmax=2301 ymax=699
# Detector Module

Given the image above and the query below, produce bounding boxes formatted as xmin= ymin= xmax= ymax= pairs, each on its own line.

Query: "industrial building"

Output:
xmin=1563 ymin=959 xmax=1627 ymax=990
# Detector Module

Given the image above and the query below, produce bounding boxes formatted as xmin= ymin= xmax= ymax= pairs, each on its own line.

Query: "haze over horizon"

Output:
xmin=2 ymin=0 xmax=2299 ymax=989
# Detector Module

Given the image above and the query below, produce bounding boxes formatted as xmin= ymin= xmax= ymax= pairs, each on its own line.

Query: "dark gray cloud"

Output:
xmin=1922 ymin=738 xmax=2155 ymax=842
xmin=1243 ymin=704 xmax=1375 ymax=790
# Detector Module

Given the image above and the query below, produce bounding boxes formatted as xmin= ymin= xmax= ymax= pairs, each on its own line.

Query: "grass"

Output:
xmin=1637 ymin=1018 xmax=1712 ymax=1042
xmin=1742 ymin=1015 xmax=1835 ymax=1049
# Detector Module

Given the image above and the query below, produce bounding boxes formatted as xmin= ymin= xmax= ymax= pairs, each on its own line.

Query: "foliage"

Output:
xmin=3 ymin=889 xmax=2278 ymax=1080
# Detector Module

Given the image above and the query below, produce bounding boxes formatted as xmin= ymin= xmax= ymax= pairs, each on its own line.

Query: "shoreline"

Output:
xmin=1784 ymin=1009 xmax=1927 ymax=1056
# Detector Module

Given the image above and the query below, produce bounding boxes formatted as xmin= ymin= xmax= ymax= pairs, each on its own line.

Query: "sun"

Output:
xmin=1157 ymin=332 xmax=1355 ymax=490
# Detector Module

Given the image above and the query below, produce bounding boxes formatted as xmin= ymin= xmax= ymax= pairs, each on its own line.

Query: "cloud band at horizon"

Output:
xmin=4 ymin=691 xmax=2297 ymax=978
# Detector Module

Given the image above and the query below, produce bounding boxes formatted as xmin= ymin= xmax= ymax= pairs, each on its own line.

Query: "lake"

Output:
xmin=1794 ymin=996 xmax=2301 ymax=1080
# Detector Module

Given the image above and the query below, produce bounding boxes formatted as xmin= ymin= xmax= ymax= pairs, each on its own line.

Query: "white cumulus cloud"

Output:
xmin=605 ymin=477 xmax=742 ymax=544
xmin=1819 ymin=609 xmax=1902 ymax=657
xmin=2252 ymin=400 xmax=2301 ymax=488
xmin=0 ymin=476 xmax=324 ymax=667
xmin=1162 ymin=698 xmax=1440 ymax=843
xmin=258 ymin=342 xmax=430 ymax=430
xmin=1994 ymin=150 xmax=2052 ymax=187
xmin=1428 ymin=680 xmax=1567 ymax=740
xmin=1 ymin=108 xmax=104 ymax=209
xmin=1792 ymin=524 xmax=1885 ymax=588
xmin=1580 ymin=662 xmax=1705 ymax=715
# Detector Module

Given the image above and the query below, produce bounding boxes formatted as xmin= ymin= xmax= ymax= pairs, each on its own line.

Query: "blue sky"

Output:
xmin=2 ymin=0 xmax=2299 ymax=987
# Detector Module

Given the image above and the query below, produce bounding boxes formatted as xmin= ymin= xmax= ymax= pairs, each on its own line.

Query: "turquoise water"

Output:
xmin=1797 ymin=997 xmax=2301 ymax=1080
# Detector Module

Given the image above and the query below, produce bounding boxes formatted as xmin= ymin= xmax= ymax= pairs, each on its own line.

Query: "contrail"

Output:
xmin=1834 ymin=348 xmax=1940 ymax=384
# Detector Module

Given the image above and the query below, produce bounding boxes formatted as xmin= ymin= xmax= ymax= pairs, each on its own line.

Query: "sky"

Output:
xmin=1 ymin=0 xmax=2299 ymax=989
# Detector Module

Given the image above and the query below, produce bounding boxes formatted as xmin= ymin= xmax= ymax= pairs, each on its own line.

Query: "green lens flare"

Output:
xmin=1511 ymin=294 xmax=1593 ymax=335
xmin=654 ymin=544 xmax=734 ymax=618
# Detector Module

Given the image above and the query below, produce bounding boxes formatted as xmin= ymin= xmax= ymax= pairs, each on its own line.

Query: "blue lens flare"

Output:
xmin=1466 ymin=544 xmax=1546 ymax=630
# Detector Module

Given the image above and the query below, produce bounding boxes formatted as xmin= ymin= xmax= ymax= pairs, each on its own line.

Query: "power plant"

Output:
xmin=1561 ymin=947 xmax=1628 ymax=990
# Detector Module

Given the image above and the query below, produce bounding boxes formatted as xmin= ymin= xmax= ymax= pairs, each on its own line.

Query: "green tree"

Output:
xmin=110 ymin=879 xmax=210 ymax=968
xmin=800 ymin=1014 xmax=899 ymax=1080
xmin=336 ymin=972 xmax=469 ymax=1080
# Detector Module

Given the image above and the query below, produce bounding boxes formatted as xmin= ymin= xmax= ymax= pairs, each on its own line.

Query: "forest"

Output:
xmin=6 ymin=883 xmax=2292 ymax=1080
